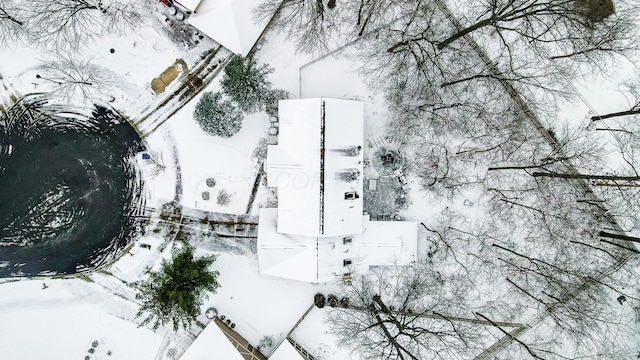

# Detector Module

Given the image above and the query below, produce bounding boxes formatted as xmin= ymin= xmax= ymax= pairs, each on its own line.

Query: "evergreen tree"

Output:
xmin=221 ymin=55 xmax=274 ymax=113
xmin=134 ymin=244 xmax=220 ymax=331
xmin=193 ymin=91 xmax=243 ymax=137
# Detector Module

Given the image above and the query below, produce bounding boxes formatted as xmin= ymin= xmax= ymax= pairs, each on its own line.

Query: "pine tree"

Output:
xmin=221 ymin=55 xmax=274 ymax=113
xmin=133 ymin=244 xmax=220 ymax=331
xmin=193 ymin=91 xmax=243 ymax=137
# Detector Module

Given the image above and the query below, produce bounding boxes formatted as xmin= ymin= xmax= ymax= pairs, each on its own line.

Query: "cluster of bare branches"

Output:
xmin=259 ymin=0 xmax=640 ymax=357
xmin=0 ymin=1 xmax=25 ymax=45
xmin=0 ymin=0 xmax=144 ymax=51
xmin=36 ymin=55 xmax=114 ymax=106
xmin=326 ymin=263 xmax=486 ymax=359
xmin=254 ymin=0 xmax=338 ymax=54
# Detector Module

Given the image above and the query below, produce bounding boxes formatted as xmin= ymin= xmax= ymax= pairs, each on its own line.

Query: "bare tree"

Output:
xmin=326 ymin=263 xmax=489 ymax=359
xmin=434 ymin=0 xmax=636 ymax=60
xmin=0 ymin=1 xmax=22 ymax=25
xmin=20 ymin=0 xmax=143 ymax=51
xmin=254 ymin=0 xmax=339 ymax=54
xmin=36 ymin=56 xmax=114 ymax=106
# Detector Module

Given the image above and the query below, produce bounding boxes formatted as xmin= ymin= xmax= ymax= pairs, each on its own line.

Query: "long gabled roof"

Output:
xmin=266 ymin=98 xmax=364 ymax=238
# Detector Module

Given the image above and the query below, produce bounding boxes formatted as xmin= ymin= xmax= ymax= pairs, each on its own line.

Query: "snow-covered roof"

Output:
xmin=258 ymin=210 xmax=417 ymax=283
xmin=358 ymin=217 xmax=418 ymax=266
xmin=175 ymin=0 xmax=203 ymax=12
xmin=258 ymin=208 xmax=321 ymax=282
xmin=187 ymin=0 xmax=271 ymax=56
xmin=258 ymin=97 xmax=417 ymax=283
xmin=180 ymin=320 xmax=243 ymax=360
xmin=266 ymin=98 xmax=364 ymax=238
xmin=269 ymin=340 xmax=306 ymax=360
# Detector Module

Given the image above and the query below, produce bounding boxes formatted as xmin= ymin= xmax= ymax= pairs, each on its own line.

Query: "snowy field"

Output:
xmin=0 ymin=278 xmax=163 ymax=360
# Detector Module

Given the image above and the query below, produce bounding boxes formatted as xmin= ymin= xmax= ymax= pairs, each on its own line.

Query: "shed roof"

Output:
xmin=180 ymin=320 xmax=243 ymax=360
xmin=175 ymin=0 xmax=202 ymax=11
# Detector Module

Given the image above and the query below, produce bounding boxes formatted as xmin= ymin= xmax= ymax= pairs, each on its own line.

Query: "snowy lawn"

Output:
xmin=289 ymin=307 xmax=352 ymax=360
xmin=136 ymin=126 xmax=179 ymax=209
xmin=0 ymin=278 xmax=163 ymax=360
xmin=165 ymin=90 xmax=269 ymax=214
xmin=199 ymin=252 xmax=334 ymax=356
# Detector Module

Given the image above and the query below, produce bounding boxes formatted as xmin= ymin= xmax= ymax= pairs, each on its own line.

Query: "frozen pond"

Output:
xmin=0 ymin=100 xmax=144 ymax=277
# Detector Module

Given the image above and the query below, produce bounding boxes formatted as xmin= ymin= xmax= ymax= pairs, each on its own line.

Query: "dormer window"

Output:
xmin=343 ymin=237 xmax=352 ymax=245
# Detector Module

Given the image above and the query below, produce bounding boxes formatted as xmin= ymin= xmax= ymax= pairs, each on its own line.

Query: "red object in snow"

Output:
xmin=159 ymin=0 xmax=172 ymax=6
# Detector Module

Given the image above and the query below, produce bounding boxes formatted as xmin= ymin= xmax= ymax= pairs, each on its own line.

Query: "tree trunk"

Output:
xmin=0 ymin=8 xmax=23 ymax=25
xmin=590 ymin=108 xmax=640 ymax=121
xmin=599 ymin=231 xmax=640 ymax=243
xmin=600 ymin=239 xmax=640 ymax=253
xmin=532 ymin=172 xmax=640 ymax=181
xmin=437 ymin=18 xmax=495 ymax=50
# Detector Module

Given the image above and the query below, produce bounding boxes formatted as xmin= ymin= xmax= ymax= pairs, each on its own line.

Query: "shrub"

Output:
xmin=327 ymin=294 xmax=338 ymax=307
xmin=217 ymin=189 xmax=231 ymax=206
xmin=340 ymin=297 xmax=349 ymax=308
xmin=314 ymin=293 xmax=326 ymax=308
xmin=193 ymin=91 xmax=243 ymax=137
xmin=221 ymin=55 xmax=274 ymax=113
xmin=259 ymin=335 xmax=274 ymax=350
xmin=265 ymin=89 xmax=292 ymax=117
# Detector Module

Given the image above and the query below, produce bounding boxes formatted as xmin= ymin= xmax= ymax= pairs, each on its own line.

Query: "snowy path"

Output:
xmin=133 ymin=46 xmax=232 ymax=138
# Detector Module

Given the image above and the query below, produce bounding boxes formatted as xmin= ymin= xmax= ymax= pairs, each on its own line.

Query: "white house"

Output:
xmin=257 ymin=98 xmax=417 ymax=283
xmin=177 ymin=0 xmax=272 ymax=56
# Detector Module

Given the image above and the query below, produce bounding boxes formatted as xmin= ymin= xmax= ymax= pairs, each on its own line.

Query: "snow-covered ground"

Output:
xmin=0 ymin=278 xmax=163 ymax=360
xmin=0 ymin=2 xmax=216 ymax=115
xmin=2 ymin=1 xmax=639 ymax=359
xmin=166 ymin=98 xmax=268 ymax=214
xmin=201 ymin=252 xmax=331 ymax=355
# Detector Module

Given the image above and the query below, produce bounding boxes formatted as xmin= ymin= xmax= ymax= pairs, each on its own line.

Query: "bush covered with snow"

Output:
xmin=314 ymin=293 xmax=326 ymax=308
xmin=216 ymin=189 xmax=231 ymax=206
xmin=193 ymin=92 xmax=242 ymax=138
xmin=258 ymin=335 xmax=274 ymax=351
xmin=221 ymin=55 xmax=274 ymax=113
xmin=327 ymin=294 xmax=338 ymax=307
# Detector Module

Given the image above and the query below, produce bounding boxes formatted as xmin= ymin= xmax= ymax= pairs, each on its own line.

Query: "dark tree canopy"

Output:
xmin=193 ymin=91 xmax=243 ymax=137
xmin=134 ymin=244 xmax=220 ymax=331
xmin=221 ymin=55 xmax=274 ymax=113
